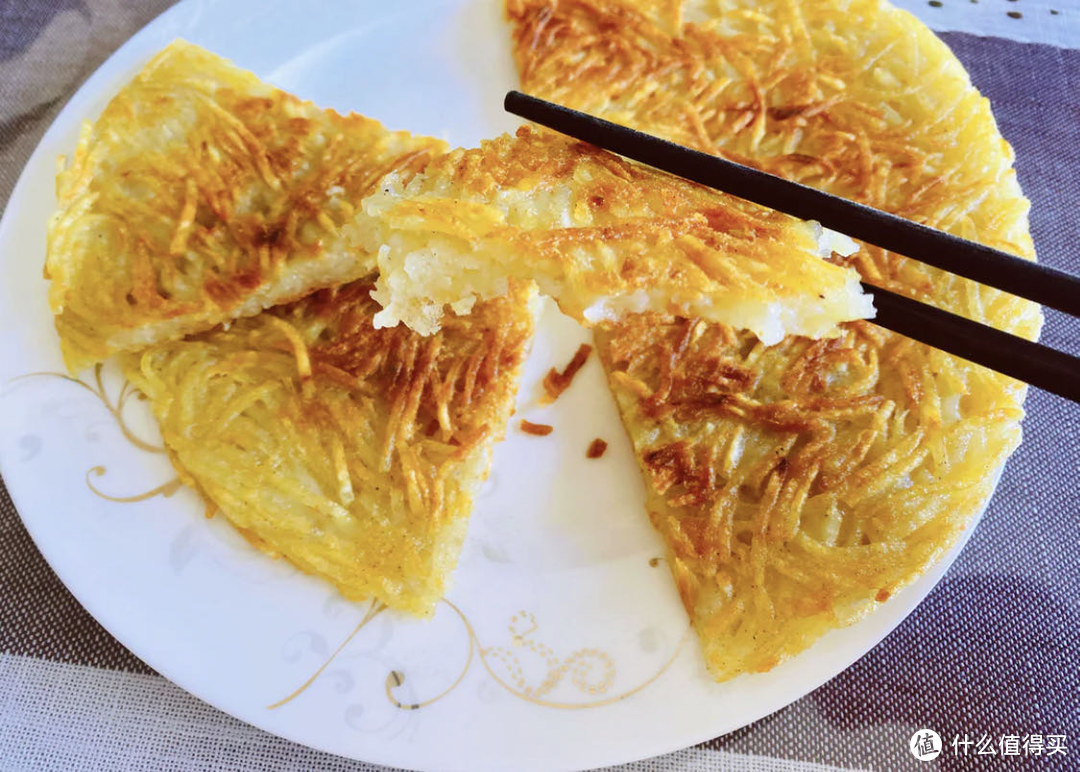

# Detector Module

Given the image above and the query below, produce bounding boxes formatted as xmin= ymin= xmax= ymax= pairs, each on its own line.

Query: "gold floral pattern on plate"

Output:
xmin=274 ymin=598 xmax=690 ymax=712
xmin=9 ymin=366 xmax=178 ymax=502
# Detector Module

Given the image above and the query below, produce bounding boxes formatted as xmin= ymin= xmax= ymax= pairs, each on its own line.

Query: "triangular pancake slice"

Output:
xmin=47 ymin=40 xmax=445 ymax=372
xmin=355 ymin=125 xmax=872 ymax=341
xmin=122 ymin=278 xmax=536 ymax=615
xmin=509 ymin=0 xmax=1041 ymax=680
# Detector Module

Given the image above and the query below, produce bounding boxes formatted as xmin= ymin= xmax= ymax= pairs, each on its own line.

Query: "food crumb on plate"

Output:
xmin=541 ymin=343 xmax=593 ymax=403
xmin=520 ymin=419 xmax=554 ymax=436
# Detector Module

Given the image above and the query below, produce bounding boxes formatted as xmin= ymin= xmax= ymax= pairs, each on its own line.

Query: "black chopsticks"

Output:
xmin=505 ymin=90 xmax=1080 ymax=405
xmin=868 ymin=285 xmax=1078 ymax=401
xmin=506 ymin=91 xmax=1080 ymax=316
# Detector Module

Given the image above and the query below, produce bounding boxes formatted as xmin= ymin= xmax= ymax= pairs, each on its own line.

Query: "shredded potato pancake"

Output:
xmin=508 ymin=0 xmax=1042 ymax=679
xmin=357 ymin=125 xmax=872 ymax=339
xmin=122 ymin=279 xmax=536 ymax=615
xmin=47 ymin=40 xmax=445 ymax=372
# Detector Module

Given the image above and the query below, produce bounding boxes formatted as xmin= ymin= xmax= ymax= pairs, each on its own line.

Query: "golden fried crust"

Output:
xmin=122 ymin=278 xmax=536 ymax=615
xmin=47 ymin=40 xmax=445 ymax=372
xmin=361 ymin=124 xmax=871 ymax=339
xmin=509 ymin=0 xmax=1042 ymax=679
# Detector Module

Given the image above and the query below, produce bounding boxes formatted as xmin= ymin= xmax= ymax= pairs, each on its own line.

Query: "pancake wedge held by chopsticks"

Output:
xmin=355 ymin=125 xmax=872 ymax=341
xmin=509 ymin=0 xmax=1041 ymax=681
xmin=122 ymin=278 xmax=536 ymax=615
xmin=47 ymin=39 xmax=445 ymax=372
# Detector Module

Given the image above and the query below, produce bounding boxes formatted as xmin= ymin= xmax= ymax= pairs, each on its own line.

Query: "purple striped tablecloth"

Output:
xmin=1 ymin=1 xmax=1077 ymax=769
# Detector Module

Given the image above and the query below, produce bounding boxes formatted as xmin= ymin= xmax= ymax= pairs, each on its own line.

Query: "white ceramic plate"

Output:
xmin=0 ymin=1 xmax=982 ymax=768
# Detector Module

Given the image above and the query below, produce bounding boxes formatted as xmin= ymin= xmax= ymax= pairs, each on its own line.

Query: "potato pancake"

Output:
xmin=508 ymin=0 xmax=1041 ymax=680
xmin=357 ymin=125 xmax=872 ymax=339
xmin=47 ymin=40 xmax=445 ymax=372
xmin=122 ymin=279 xmax=536 ymax=615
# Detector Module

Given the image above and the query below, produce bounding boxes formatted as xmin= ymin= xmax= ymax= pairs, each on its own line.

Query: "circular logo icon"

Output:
xmin=910 ymin=729 xmax=943 ymax=761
